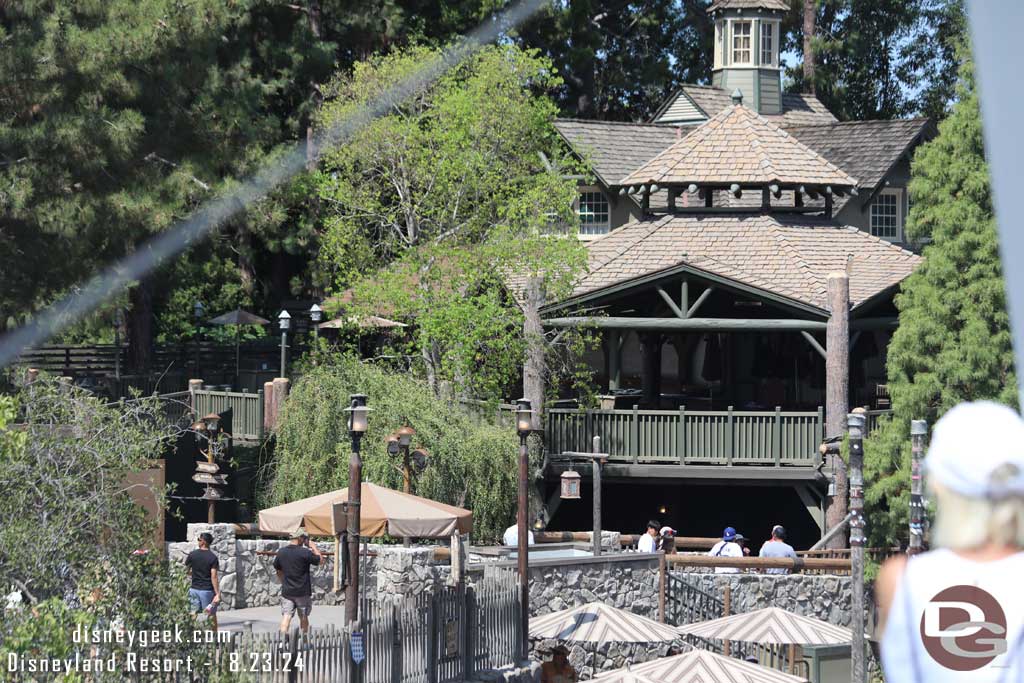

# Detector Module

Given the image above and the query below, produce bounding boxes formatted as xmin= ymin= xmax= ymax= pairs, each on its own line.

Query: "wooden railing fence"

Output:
xmin=192 ymin=388 xmax=265 ymax=441
xmin=548 ymin=406 xmax=825 ymax=466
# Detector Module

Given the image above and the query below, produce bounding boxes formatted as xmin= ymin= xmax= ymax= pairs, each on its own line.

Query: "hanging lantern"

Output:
xmin=560 ymin=469 xmax=582 ymax=500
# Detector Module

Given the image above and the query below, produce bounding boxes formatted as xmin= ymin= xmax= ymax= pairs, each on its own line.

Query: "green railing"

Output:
xmin=192 ymin=388 xmax=265 ymax=442
xmin=547 ymin=406 xmax=825 ymax=466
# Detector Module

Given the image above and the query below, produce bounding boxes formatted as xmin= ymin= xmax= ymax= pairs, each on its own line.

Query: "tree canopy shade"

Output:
xmin=314 ymin=44 xmax=591 ymax=402
xmin=267 ymin=357 xmax=521 ymax=543
xmin=863 ymin=48 xmax=1016 ymax=546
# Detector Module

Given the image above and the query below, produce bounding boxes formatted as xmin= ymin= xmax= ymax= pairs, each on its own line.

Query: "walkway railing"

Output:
xmin=547 ymin=406 xmax=825 ymax=466
xmin=205 ymin=573 xmax=520 ymax=682
xmin=192 ymin=388 xmax=265 ymax=442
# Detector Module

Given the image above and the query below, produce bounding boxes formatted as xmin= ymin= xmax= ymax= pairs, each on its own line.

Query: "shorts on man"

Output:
xmin=281 ymin=595 xmax=313 ymax=618
xmin=188 ymin=588 xmax=218 ymax=614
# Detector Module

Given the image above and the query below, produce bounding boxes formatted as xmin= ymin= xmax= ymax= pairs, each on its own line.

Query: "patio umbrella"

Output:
xmin=257 ymin=482 xmax=472 ymax=538
xmin=207 ymin=309 xmax=270 ymax=385
xmin=318 ymin=315 xmax=407 ymax=330
xmin=594 ymin=650 xmax=806 ymax=683
xmin=675 ymin=607 xmax=852 ymax=646
xmin=530 ymin=603 xmax=682 ymax=679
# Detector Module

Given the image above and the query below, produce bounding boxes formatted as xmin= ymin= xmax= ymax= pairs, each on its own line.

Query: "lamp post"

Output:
xmin=515 ymin=398 xmax=533 ymax=659
xmin=193 ymin=301 xmax=204 ymax=376
xmin=387 ymin=425 xmax=420 ymax=546
xmin=277 ymin=310 xmax=290 ymax=378
xmin=847 ymin=410 xmax=867 ymax=683
xmin=345 ymin=394 xmax=369 ymax=652
xmin=310 ymin=303 xmax=323 ymax=364
xmin=909 ymin=420 xmax=927 ymax=555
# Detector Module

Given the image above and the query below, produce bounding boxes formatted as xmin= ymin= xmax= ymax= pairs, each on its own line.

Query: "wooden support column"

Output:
xmin=825 ymin=272 xmax=850 ymax=549
xmin=640 ymin=333 xmax=662 ymax=407
xmin=607 ymin=330 xmax=622 ymax=391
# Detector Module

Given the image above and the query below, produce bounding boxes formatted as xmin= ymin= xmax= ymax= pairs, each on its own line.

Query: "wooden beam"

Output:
xmin=607 ymin=330 xmax=621 ymax=390
xmin=681 ymin=280 xmax=690 ymax=315
xmin=544 ymin=316 xmax=828 ymax=332
xmin=800 ymin=330 xmax=827 ymax=360
xmin=547 ymin=461 xmax=826 ymax=482
xmin=794 ymin=484 xmax=825 ymax=536
xmin=656 ymin=287 xmax=686 ymax=319
xmin=687 ymin=287 xmax=714 ymax=318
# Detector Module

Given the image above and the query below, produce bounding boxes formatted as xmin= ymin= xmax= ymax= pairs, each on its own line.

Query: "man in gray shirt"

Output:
xmin=759 ymin=525 xmax=797 ymax=574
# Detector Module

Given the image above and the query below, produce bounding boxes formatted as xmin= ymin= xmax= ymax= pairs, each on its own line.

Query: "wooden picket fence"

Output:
xmin=188 ymin=573 xmax=521 ymax=683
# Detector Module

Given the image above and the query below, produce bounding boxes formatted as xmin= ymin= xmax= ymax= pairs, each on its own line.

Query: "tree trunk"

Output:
xmin=803 ymin=0 xmax=816 ymax=94
xmin=522 ymin=276 xmax=546 ymax=433
xmin=825 ymin=273 xmax=850 ymax=549
xmin=126 ymin=281 xmax=153 ymax=374
xmin=271 ymin=250 xmax=289 ymax=299
xmin=306 ymin=0 xmax=323 ymax=171
xmin=237 ymin=229 xmax=256 ymax=299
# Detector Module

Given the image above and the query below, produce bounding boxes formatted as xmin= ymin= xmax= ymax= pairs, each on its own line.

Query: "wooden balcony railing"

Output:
xmin=192 ymin=388 xmax=265 ymax=442
xmin=547 ymin=406 xmax=825 ymax=466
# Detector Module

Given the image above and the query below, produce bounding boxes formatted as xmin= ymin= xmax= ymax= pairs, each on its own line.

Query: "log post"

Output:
xmin=271 ymin=378 xmax=290 ymax=432
xmin=825 ymin=273 xmax=850 ymax=549
xmin=607 ymin=330 xmax=622 ymax=391
xmin=263 ymin=381 xmax=275 ymax=433
xmin=640 ymin=333 xmax=662 ymax=407
xmin=188 ymin=379 xmax=203 ymax=416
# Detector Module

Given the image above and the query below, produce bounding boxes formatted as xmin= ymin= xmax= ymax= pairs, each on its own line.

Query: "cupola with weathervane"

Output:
xmin=708 ymin=0 xmax=787 ymax=115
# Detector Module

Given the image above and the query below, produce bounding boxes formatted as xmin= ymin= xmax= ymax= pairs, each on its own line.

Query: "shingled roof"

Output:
xmin=553 ymin=119 xmax=683 ymax=187
xmin=655 ymin=85 xmax=837 ymax=126
xmin=708 ymin=0 xmax=791 ymax=12
xmin=787 ymin=118 xmax=932 ymax=192
xmin=566 ymin=213 xmax=920 ymax=311
xmin=621 ymin=104 xmax=858 ymax=189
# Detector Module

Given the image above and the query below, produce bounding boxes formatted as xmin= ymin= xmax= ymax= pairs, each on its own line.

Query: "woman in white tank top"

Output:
xmin=876 ymin=402 xmax=1024 ymax=682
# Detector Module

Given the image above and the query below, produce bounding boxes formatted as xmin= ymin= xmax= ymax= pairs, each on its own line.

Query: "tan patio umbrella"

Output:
xmin=594 ymin=650 xmax=807 ymax=683
xmin=258 ymin=482 xmax=472 ymax=538
xmin=530 ymin=602 xmax=681 ymax=643
xmin=318 ymin=315 xmax=407 ymax=330
xmin=675 ymin=607 xmax=852 ymax=646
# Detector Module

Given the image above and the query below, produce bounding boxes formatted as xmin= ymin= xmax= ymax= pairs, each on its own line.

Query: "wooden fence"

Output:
xmin=192 ymin=388 xmax=265 ymax=441
xmin=547 ymin=406 xmax=825 ymax=466
xmin=192 ymin=573 xmax=520 ymax=683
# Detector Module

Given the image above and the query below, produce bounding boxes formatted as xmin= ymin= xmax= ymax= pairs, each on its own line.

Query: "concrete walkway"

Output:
xmin=216 ymin=605 xmax=349 ymax=633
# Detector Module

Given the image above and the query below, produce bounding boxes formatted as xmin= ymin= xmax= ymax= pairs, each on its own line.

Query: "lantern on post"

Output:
xmin=277 ymin=310 xmax=291 ymax=378
xmin=513 ymin=397 xmax=533 ymax=659
xmin=560 ymin=469 xmax=582 ymax=499
xmin=343 ymin=393 xmax=369 ymax=643
xmin=310 ymin=303 xmax=323 ymax=350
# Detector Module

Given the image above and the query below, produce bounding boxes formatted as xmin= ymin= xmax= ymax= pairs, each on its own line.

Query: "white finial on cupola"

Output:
xmin=731 ymin=89 xmax=744 ymax=106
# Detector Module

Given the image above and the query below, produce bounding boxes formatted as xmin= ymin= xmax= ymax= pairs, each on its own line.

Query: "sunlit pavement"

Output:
xmin=216 ymin=606 xmax=349 ymax=633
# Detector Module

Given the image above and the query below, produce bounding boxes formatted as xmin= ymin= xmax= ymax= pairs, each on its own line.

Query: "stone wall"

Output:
xmin=168 ymin=524 xmax=450 ymax=609
xmin=671 ymin=572 xmax=854 ymax=626
xmin=526 ymin=553 xmax=661 ymax=619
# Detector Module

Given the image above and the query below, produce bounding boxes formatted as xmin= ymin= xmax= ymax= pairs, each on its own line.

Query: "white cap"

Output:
xmin=660 ymin=526 xmax=676 ymax=536
xmin=926 ymin=401 xmax=1024 ymax=499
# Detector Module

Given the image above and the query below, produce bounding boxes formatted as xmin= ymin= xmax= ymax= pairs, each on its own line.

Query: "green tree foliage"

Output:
xmin=514 ymin=0 xmax=712 ymax=120
xmin=864 ymin=50 xmax=1016 ymax=546
xmin=785 ymin=0 xmax=965 ymax=121
xmin=315 ymin=44 xmax=591 ymax=401
xmin=267 ymin=357 xmax=520 ymax=543
xmin=0 ymin=379 xmax=207 ymax=678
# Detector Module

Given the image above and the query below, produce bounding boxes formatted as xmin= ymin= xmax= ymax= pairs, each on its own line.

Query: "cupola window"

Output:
xmin=760 ymin=22 xmax=777 ymax=66
xmin=732 ymin=21 xmax=752 ymax=65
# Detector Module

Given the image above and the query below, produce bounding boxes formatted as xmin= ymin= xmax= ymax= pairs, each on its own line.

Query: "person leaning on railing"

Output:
xmin=875 ymin=402 xmax=1024 ymax=682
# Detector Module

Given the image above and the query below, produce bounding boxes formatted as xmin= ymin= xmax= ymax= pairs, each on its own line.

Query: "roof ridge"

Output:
xmin=555 ymin=117 xmax=679 ymax=128
xmin=785 ymin=117 xmax=931 ymax=131
xmin=736 ymin=106 xmax=857 ymax=184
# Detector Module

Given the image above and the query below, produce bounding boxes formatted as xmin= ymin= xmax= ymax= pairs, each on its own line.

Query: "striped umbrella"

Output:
xmin=594 ymin=650 xmax=806 ymax=683
xmin=529 ymin=603 xmax=681 ymax=644
xmin=676 ymin=607 xmax=852 ymax=646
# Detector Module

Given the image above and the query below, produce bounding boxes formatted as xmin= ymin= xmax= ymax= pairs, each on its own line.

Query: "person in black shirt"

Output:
xmin=274 ymin=527 xmax=322 ymax=634
xmin=185 ymin=532 xmax=221 ymax=630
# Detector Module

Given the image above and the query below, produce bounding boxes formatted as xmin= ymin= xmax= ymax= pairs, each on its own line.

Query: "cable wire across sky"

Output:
xmin=0 ymin=0 xmax=547 ymax=370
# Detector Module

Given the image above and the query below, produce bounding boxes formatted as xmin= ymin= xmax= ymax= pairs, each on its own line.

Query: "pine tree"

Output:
xmin=863 ymin=48 xmax=1016 ymax=546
